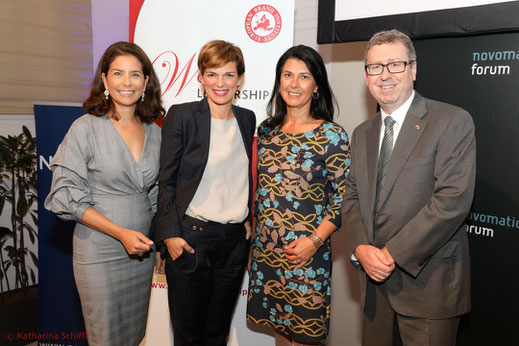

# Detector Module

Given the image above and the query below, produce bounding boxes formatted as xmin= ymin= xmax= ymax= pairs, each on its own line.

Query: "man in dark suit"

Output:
xmin=340 ymin=29 xmax=476 ymax=345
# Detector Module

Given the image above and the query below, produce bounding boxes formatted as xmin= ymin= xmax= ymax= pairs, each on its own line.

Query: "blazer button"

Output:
xmin=192 ymin=226 xmax=197 ymax=230
xmin=199 ymin=227 xmax=204 ymax=231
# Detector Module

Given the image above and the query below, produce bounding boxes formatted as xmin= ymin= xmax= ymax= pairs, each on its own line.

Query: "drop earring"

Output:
xmin=104 ymin=89 xmax=109 ymax=100
xmin=141 ymin=89 xmax=145 ymax=102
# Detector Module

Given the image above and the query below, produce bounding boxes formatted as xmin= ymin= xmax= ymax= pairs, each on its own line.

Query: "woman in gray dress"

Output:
xmin=44 ymin=41 xmax=165 ymax=346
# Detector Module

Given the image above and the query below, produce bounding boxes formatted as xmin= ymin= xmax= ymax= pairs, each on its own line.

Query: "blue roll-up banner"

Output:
xmin=35 ymin=104 xmax=87 ymax=345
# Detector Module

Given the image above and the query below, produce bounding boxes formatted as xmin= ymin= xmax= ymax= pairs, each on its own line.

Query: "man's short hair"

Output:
xmin=364 ymin=29 xmax=417 ymax=65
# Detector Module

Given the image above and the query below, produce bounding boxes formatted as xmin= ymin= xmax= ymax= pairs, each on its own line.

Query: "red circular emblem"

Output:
xmin=245 ymin=5 xmax=282 ymax=43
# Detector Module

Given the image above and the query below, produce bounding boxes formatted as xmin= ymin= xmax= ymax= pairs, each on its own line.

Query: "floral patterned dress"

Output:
xmin=247 ymin=120 xmax=350 ymax=341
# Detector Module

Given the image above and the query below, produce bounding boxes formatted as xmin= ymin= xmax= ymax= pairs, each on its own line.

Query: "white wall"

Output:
xmin=91 ymin=0 xmax=129 ymax=73
xmin=0 ymin=115 xmax=35 ymax=135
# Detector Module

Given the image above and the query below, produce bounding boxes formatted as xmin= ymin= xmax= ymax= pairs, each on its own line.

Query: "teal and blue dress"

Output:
xmin=247 ymin=120 xmax=350 ymax=341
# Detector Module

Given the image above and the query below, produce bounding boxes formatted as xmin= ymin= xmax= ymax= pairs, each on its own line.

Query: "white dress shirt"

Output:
xmin=378 ymin=90 xmax=415 ymax=153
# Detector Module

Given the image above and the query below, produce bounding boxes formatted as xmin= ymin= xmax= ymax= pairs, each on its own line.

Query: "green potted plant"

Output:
xmin=0 ymin=125 xmax=38 ymax=344
xmin=0 ymin=125 xmax=38 ymax=296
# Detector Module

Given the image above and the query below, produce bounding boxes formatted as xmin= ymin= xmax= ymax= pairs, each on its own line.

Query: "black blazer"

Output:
xmin=155 ymin=98 xmax=256 ymax=243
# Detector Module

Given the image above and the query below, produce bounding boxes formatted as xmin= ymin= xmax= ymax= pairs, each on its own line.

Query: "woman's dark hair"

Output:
xmin=266 ymin=45 xmax=336 ymax=128
xmin=83 ymin=41 xmax=165 ymax=123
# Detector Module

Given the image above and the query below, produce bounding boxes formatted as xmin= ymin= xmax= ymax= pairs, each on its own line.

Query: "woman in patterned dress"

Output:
xmin=247 ymin=45 xmax=350 ymax=345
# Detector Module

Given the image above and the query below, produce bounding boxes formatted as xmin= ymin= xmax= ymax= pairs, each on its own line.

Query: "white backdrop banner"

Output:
xmin=132 ymin=0 xmax=295 ymax=125
xmin=131 ymin=1 xmax=295 ymax=345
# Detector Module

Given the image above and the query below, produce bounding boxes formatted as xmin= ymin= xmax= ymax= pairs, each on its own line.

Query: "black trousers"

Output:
xmin=165 ymin=216 xmax=249 ymax=346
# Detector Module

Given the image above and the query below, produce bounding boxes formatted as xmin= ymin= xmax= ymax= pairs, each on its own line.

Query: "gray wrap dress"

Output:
xmin=44 ymin=113 xmax=161 ymax=346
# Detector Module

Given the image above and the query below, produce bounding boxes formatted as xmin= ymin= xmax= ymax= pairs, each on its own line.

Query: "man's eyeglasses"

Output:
xmin=365 ymin=60 xmax=415 ymax=76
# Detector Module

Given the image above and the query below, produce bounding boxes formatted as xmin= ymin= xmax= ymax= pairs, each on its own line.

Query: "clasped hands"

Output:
xmin=354 ymin=245 xmax=395 ymax=282
xmin=284 ymin=236 xmax=318 ymax=269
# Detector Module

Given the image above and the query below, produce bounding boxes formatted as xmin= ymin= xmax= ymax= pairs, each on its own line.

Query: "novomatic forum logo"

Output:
xmin=245 ymin=4 xmax=282 ymax=43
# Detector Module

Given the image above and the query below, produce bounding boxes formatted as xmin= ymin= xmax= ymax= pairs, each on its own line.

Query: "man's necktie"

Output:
xmin=374 ymin=116 xmax=396 ymax=214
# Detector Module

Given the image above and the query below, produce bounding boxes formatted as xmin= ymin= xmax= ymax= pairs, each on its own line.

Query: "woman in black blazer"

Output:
xmin=155 ymin=40 xmax=256 ymax=346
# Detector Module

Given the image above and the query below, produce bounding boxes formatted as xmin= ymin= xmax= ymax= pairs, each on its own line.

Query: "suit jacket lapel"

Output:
xmin=232 ymin=105 xmax=252 ymax=162
xmin=195 ymin=98 xmax=211 ymax=166
xmin=376 ymin=93 xmax=429 ymax=207
xmin=364 ymin=115 xmax=381 ymax=240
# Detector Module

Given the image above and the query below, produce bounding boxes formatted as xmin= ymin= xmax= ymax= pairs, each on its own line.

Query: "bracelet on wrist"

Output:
xmin=309 ymin=233 xmax=324 ymax=249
